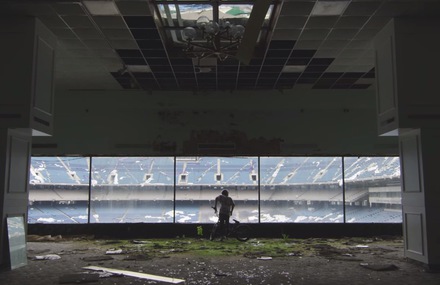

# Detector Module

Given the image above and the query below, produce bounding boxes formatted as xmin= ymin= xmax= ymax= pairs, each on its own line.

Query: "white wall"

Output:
xmin=31 ymin=88 xmax=398 ymax=156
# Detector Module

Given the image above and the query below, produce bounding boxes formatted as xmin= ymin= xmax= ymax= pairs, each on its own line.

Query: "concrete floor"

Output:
xmin=1 ymin=236 xmax=439 ymax=285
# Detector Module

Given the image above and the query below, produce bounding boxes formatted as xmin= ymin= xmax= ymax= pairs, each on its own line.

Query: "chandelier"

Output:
xmin=182 ymin=16 xmax=245 ymax=62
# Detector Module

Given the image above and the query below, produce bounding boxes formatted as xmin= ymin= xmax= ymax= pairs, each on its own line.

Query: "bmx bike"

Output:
xmin=209 ymin=207 xmax=251 ymax=242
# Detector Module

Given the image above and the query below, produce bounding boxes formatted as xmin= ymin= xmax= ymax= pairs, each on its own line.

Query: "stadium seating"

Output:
xmin=28 ymin=156 xmax=402 ymax=224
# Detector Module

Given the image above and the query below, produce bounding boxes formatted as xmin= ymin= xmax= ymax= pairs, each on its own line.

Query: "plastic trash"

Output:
xmin=34 ymin=254 xmax=61 ymax=260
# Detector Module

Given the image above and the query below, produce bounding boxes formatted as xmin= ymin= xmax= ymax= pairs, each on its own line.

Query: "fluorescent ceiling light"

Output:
xmin=311 ymin=1 xmax=349 ymax=16
xmin=127 ymin=65 xmax=151 ymax=72
xmin=83 ymin=1 xmax=120 ymax=16
xmin=282 ymin=65 xmax=306 ymax=73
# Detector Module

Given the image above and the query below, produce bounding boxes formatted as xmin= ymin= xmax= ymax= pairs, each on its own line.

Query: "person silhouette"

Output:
xmin=213 ymin=189 xmax=235 ymax=239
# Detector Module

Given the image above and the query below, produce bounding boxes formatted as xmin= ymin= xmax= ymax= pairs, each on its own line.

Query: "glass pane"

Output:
xmin=159 ymin=4 xmax=213 ymax=25
xmin=260 ymin=157 xmax=344 ymax=223
xmin=159 ymin=3 xmax=273 ymax=44
xmin=344 ymin=157 xmax=402 ymax=223
xmin=219 ymin=4 xmax=251 ymax=26
xmin=175 ymin=157 xmax=258 ymax=223
xmin=90 ymin=157 xmax=174 ymax=223
xmin=219 ymin=4 xmax=273 ymax=26
xmin=28 ymin=157 xmax=90 ymax=224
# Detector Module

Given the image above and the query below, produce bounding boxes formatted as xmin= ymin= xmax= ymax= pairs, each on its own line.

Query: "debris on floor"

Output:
xmin=28 ymin=249 xmax=51 ymax=255
xmin=82 ymin=255 xmax=113 ymax=262
xmin=59 ymin=273 xmax=99 ymax=284
xmin=360 ymin=263 xmax=399 ymax=271
xmin=28 ymin=235 xmax=63 ymax=242
xmin=96 ymin=271 xmax=124 ymax=278
xmin=214 ymin=271 xmax=229 ymax=277
xmin=123 ymin=254 xmax=150 ymax=261
xmin=105 ymin=249 xmax=123 ymax=255
xmin=3 ymin=236 xmax=434 ymax=285
xmin=101 ymin=240 xmax=120 ymax=245
xmin=34 ymin=254 xmax=61 ymax=260
xmin=257 ymin=256 xmax=273 ymax=260
xmin=84 ymin=265 xmax=185 ymax=284
xmin=132 ymin=240 xmax=150 ymax=244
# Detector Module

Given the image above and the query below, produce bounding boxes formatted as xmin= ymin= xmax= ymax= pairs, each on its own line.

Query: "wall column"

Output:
xmin=0 ymin=17 xmax=56 ymax=269
xmin=375 ymin=18 xmax=440 ymax=268
xmin=0 ymin=129 xmax=32 ymax=268
xmin=399 ymin=129 xmax=440 ymax=267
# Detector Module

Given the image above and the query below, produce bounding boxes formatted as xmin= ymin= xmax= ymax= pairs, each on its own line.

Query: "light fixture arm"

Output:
xmin=182 ymin=16 xmax=245 ymax=62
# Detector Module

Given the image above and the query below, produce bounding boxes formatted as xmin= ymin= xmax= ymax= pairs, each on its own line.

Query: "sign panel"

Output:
xmin=7 ymin=216 xmax=27 ymax=270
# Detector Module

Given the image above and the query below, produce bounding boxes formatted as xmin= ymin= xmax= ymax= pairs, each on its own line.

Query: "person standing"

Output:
xmin=213 ymin=189 xmax=235 ymax=239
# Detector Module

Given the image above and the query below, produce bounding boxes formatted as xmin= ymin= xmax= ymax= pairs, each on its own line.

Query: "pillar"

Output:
xmin=0 ymin=17 xmax=56 ymax=269
xmin=0 ymin=129 xmax=32 ymax=268
xmin=375 ymin=18 xmax=440 ymax=268
xmin=399 ymin=129 xmax=440 ymax=267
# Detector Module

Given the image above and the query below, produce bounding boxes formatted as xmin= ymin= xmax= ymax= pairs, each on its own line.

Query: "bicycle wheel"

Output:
xmin=210 ymin=223 xmax=219 ymax=241
xmin=234 ymin=225 xmax=250 ymax=242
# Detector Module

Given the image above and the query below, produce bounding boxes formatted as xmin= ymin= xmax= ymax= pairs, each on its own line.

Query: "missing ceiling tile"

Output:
xmin=83 ymin=1 xmax=120 ymax=16
xmin=311 ymin=1 xmax=349 ymax=16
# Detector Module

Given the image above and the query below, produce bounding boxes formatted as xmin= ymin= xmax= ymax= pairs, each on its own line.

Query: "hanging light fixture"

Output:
xmin=182 ymin=16 xmax=245 ymax=61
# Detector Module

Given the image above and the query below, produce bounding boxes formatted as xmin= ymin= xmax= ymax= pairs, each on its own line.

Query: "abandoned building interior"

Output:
xmin=1 ymin=0 xmax=440 ymax=277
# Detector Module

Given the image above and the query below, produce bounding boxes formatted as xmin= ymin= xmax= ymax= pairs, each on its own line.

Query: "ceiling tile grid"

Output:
xmin=2 ymin=0 xmax=440 ymax=91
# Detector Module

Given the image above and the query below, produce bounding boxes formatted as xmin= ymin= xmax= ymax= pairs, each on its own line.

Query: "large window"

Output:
xmin=260 ymin=157 xmax=343 ymax=223
xmin=28 ymin=156 xmax=402 ymax=224
xmin=344 ymin=157 xmax=402 ymax=223
xmin=90 ymin=157 xmax=174 ymax=223
xmin=175 ymin=157 xmax=258 ymax=223
xmin=29 ymin=157 xmax=89 ymax=224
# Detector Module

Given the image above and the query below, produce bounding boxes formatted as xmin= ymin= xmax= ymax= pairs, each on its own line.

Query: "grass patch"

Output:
xmin=72 ymin=236 xmax=403 ymax=259
xmin=94 ymin=238 xmax=313 ymax=258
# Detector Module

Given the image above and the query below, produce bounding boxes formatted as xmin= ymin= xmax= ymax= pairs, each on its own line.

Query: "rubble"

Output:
xmin=257 ymin=256 xmax=273 ymax=260
xmin=360 ymin=263 xmax=399 ymax=271
xmin=34 ymin=254 xmax=61 ymax=260
xmin=105 ymin=249 xmax=123 ymax=255
xmin=12 ymin=236 xmax=435 ymax=285
xmin=28 ymin=235 xmax=63 ymax=242
xmin=59 ymin=273 xmax=99 ymax=284
xmin=82 ymin=256 xmax=113 ymax=262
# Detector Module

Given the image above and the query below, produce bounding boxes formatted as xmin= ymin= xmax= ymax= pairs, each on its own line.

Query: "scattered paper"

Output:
xmin=106 ymin=249 xmax=123 ymax=255
xmin=257 ymin=256 xmax=273 ymax=260
xmin=34 ymin=254 xmax=61 ymax=260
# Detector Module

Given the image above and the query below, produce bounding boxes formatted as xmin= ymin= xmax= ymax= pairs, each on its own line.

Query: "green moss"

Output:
xmin=72 ymin=236 xmax=402 ymax=259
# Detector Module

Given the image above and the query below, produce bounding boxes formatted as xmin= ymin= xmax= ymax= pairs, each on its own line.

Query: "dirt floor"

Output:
xmin=1 ymin=235 xmax=440 ymax=285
